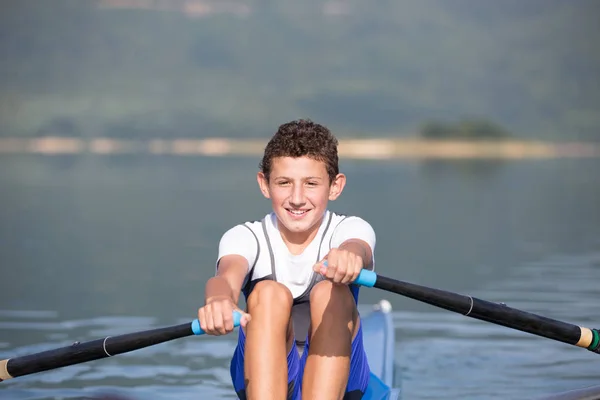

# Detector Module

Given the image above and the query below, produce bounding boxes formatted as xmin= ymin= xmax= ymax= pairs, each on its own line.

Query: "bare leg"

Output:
xmin=244 ymin=280 xmax=295 ymax=400
xmin=302 ymin=281 xmax=359 ymax=400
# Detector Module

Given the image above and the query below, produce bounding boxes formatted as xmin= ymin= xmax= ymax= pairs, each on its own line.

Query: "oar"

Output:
xmin=0 ymin=312 xmax=242 ymax=381
xmin=349 ymin=268 xmax=600 ymax=354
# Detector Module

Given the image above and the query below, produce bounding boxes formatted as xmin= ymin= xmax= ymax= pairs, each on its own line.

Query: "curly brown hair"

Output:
xmin=259 ymin=119 xmax=339 ymax=183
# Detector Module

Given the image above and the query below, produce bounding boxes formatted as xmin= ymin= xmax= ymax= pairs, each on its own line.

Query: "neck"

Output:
xmin=277 ymin=215 xmax=324 ymax=255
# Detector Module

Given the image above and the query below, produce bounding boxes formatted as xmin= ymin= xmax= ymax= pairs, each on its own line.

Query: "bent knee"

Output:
xmin=247 ymin=280 xmax=293 ymax=310
xmin=310 ymin=280 xmax=356 ymax=311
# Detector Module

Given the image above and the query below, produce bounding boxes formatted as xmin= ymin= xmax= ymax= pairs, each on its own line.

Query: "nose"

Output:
xmin=289 ymin=183 xmax=306 ymax=207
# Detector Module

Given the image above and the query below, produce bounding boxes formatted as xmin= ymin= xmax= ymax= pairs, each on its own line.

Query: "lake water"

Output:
xmin=1 ymin=155 xmax=599 ymax=399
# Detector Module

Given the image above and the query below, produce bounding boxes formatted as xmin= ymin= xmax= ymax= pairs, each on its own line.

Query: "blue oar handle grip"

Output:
xmin=321 ymin=261 xmax=377 ymax=287
xmin=191 ymin=310 xmax=243 ymax=335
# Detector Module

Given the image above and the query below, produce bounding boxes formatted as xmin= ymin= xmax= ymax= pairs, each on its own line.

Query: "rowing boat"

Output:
xmin=362 ymin=299 xmax=402 ymax=399
xmin=360 ymin=300 xmax=600 ymax=400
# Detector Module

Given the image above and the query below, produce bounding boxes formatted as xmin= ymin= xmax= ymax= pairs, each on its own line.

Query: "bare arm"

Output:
xmin=338 ymin=238 xmax=374 ymax=271
xmin=204 ymin=254 xmax=249 ymax=305
xmin=199 ymin=254 xmax=251 ymax=335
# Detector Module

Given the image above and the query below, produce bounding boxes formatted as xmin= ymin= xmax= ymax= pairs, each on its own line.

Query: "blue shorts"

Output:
xmin=230 ymin=319 xmax=370 ymax=400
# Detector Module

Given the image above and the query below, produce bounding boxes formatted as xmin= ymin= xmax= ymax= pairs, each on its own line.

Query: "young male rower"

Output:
xmin=197 ymin=119 xmax=376 ymax=400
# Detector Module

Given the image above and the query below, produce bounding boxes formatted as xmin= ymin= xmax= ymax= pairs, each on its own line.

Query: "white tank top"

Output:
xmin=216 ymin=210 xmax=376 ymax=343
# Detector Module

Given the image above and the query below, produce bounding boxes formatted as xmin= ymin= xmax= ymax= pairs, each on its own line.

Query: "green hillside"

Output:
xmin=0 ymin=0 xmax=598 ymax=140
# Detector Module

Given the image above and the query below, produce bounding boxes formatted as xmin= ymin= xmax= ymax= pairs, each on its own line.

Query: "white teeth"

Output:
xmin=289 ymin=210 xmax=307 ymax=215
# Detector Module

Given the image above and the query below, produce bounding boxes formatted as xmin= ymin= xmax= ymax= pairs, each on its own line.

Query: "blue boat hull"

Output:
xmin=361 ymin=300 xmax=401 ymax=399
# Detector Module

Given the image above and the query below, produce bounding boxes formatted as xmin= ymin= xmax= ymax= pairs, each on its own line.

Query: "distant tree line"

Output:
xmin=419 ymin=119 xmax=511 ymax=140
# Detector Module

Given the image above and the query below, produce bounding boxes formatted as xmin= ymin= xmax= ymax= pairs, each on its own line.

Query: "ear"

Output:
xmin=257 ymin=171 xmax=271 ymax=199
xmin=328 ymin=173 xmax=346 ymax=200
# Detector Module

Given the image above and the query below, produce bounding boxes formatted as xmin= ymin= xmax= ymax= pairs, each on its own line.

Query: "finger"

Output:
xmin=198 ymin=307 xmax=207 ymax=333
xmin=334 ymin=266 xmax=346 ymax=283
xmin=351 ymin=256 xmax=363 ymax=283
xmin=327 ymin=249 xmax=339 ymax=269
xmin=325 ymin=263 xmax=337 ymax=280
xmin=238 ymin=310 xmax=252 ymax=328
xmin=223 ymin=303 xmax=234 ymax=333
xmin=333 ymin=252 xmax=348 ymax=283
xmin=316 ymin=256 xmax=331 ymax=274
xmin=205 ymin=305 xmax=216 ymax=334
xmin=314 ymin=261 xmax=325 ymax=274
xmin=320 ymin=261 xmax=329 ymax=276
xmin=342 ymin=255 xmax=361 ymax=284
xmin=341 ymin=264 xmax=354 ymax=284
xmin=211 ymin=302 xmax=227 ymax=335
xmin=323 ymin=249 xmax=337 ymax=279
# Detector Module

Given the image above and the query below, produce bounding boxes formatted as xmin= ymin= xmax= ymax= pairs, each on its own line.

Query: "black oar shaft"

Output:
xmin=374 ymin=275 xmax=600 ymax=354
xmin=1 ymin=322 xmax=192 ymax=380
xmin=1 ymin=312 xmax=241 ymax=381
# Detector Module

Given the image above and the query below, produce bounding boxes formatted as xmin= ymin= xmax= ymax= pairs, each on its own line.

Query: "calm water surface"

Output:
xmin=1 ymin=155 xmax=599 ymax=399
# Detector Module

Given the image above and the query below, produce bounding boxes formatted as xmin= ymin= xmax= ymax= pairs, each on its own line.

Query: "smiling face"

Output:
xmin=257 ymin=156 xmax=346 ymax=247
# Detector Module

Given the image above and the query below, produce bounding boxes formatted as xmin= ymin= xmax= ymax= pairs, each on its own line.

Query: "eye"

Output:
xmin=306 ymin=181 xmax=319 ymax=187
xmin=277 ymin=180 xmax=290 ymax=186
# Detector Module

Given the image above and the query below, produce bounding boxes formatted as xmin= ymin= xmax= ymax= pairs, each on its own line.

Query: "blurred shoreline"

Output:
xmin=0 ymin=136 xmax=599 ymax=159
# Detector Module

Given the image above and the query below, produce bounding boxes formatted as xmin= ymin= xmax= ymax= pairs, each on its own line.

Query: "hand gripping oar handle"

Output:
xmin=192 ymin=311 xmax=242 ymax=335
xmin=0 ymin=311 xmax=243 ymax=381
xmin=321 ymin=261 xmax=377 ymax=287
xmin=322 ymin=262 xmax=600 ymax=354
